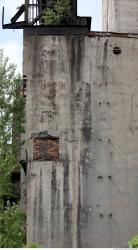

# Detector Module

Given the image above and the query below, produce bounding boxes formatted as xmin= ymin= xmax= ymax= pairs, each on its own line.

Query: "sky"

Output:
xmin=0 ymin=0 xmax=102 ymax=73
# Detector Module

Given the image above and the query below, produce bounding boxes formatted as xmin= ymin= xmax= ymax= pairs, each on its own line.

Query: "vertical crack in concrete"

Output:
xmin=37 ymin=168 xmax=44 ymax=244
xmin=63 ymin=154 xmax=72 ymax=247
xmin=50 ymin=164 xmax=57 ymax=245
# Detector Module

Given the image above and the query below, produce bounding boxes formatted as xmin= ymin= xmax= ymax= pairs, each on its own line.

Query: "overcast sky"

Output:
xmin=0 ymin=0 xmax=102 ymax=73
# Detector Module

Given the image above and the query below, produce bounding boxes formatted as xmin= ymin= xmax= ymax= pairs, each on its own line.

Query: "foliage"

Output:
xmin=0 ymin=49 xmax=26 ymax=247
xmin=0 ymin=49 xmax=25 ymax=204
xmin=43 ymin=0 xmax=71 ymax=25
xmin=0 ymin=204 xmax=26 ymax=248
xmin=128 ymin=235 xmax=138 ymax=248
xmin=25 ymin=242 xmax=40 ymax=248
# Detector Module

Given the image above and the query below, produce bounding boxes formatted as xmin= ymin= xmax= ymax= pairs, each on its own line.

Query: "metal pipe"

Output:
xmin=25 ymin=0 xmax=29 ymax=22
xmin=72 ymin=0 xmax=77 ymax=17
xmin=2 ymin=7 xmax=4 ymax=27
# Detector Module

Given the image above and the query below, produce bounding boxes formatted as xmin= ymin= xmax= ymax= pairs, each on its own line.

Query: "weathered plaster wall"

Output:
xmin=23 ymin=33 xmax=138 ymax=247
xmin=102 ymin=0 xmax=116 ymax=32
xmin=102 ymin=0 xmax=138 ymax=33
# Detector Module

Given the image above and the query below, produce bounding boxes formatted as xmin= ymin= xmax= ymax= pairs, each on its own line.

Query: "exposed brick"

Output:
xmin=33 ymin=138 xmax=59 ymax=161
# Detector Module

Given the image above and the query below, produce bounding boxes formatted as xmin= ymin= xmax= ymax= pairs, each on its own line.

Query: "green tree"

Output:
xmin=0 ymin=204 xmax=26 ymax=248
xmin=43 ymin=0 xmax=71 ymax=25
xmin=0 ymin=49 xmax=25 ymax=204
xmin=0 ymin=49 xmax=26 ymax=247
xmin=128 ymin=235 xmax=138 ymax=248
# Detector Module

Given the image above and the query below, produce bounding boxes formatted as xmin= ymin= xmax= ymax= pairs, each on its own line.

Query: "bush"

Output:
xmin=0 ymin=204 xmax=26 ymax=248
xmin=25 ymin=242 xmax=40 ymax=248
xmin=43 ymin=0 xmax=71 ymax=25
xmin=128 ymin=235 xmax=138 ymax=248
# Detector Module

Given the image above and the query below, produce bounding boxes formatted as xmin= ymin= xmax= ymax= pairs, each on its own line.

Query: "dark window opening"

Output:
xmin=11 ymin=171 xmax=20 ymax=197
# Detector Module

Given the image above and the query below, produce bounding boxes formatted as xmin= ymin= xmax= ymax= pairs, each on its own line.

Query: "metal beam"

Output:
xmin=24 ymin=24 xmax=90 ymax=35
xmin=3 ymin=21 xmax=28 ymax=29
xmin=11 ymin=5 xmax=25 ymax=23
xmin=72 ymin=0 xmax=77 ymax=17
xmin=2 ymin=7 xmax=4 ymax=27
xmin=25 ymin=0 xmax=29 ymax=22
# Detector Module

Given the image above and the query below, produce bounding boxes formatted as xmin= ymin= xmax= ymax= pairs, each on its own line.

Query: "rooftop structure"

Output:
xmin=2 ymin=0 xmax=91 ymax=32
xmin=103 ymin=0 xmax=138 ymax=33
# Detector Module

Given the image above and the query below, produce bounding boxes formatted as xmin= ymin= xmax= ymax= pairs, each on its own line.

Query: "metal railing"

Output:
xmin=25 ymin=0 xmax=47 ymax=25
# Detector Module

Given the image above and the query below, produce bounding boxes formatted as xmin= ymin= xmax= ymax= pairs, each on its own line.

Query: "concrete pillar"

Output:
xmin=23 ymin=31 xmax=138 ymax=247
xmin=102 ymin=0 xmax=138 ymax=33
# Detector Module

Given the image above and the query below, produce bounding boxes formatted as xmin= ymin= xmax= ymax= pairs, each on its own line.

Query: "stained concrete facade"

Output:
xmin=102 ymin=0 xmax=138 ymax=33
xmin=23 ymin=32 xmax=138 ymax=247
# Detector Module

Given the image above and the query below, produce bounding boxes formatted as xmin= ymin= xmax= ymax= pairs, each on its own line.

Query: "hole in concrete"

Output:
xmin=97 ymin=176 xmax=103 ymax=179
xmin=99 ymin=214 xmax=104 ymax=218
xmin=113 ymin=47 xmax=121 ymax=55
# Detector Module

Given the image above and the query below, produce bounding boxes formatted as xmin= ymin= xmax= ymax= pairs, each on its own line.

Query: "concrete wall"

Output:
xmin=23 ymin=33 xmax=138 ymax=247
xmin=102 ymin=0 xmax=138 ymax=33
